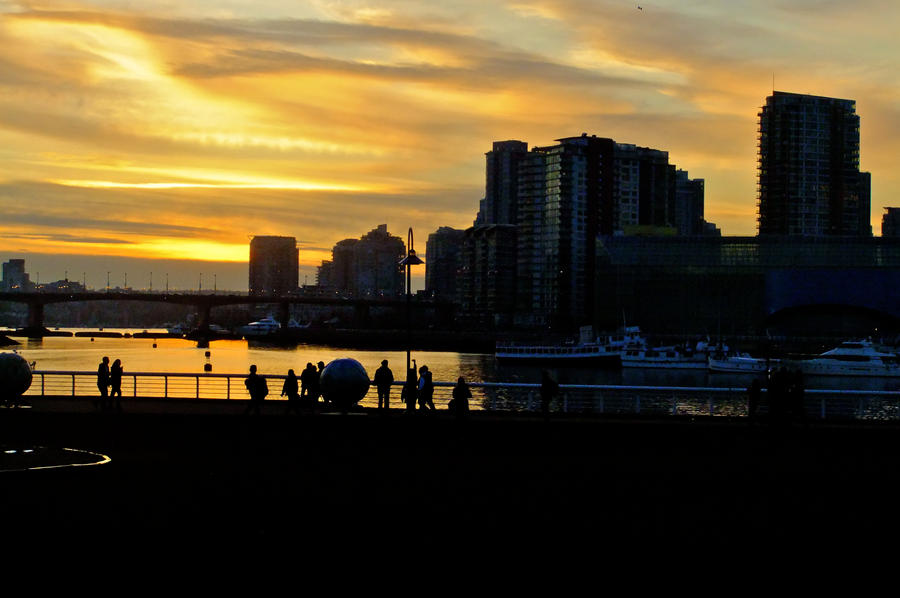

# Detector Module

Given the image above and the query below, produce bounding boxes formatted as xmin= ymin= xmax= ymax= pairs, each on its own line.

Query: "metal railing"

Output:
xmin=21 ymin=370 xmax=900 ymax=420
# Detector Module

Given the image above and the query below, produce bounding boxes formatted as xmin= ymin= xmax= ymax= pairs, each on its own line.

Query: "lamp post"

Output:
xmin=398 ymin=227 xmax=424 ymax=374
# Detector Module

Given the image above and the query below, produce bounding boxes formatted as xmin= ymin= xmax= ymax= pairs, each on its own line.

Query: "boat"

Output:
xmin=495 ymin=325 xmax=632 ymax=366
xmin=791 ymin=339 xmax=900 ymax=377
xmin=621 ymin=338 xmax=725 ymax=369
xmin=708 ymin=354 xmax=780 ymax=374
xmin=238 ymin=316 xmax=281 ymax=338
xmin=495 ymin=340 xmax=622 ymax=366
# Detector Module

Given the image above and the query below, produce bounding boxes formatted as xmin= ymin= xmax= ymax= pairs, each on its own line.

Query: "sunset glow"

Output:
xmin=3 ymin=0 xmax=900 ymax=289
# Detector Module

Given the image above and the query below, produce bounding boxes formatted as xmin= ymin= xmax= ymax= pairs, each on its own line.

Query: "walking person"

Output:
xmin=243 ymin=364 xmax=268 ymax=416
xmin=374 ymin=359 xmax=394 ymax=411
xmin=418 ymin=365 xmax=435 ymax=411
xmin=282 ymin=369 xmax=301 ymax=415
xmin=449 ymin=376 xmax=471 ymax=419
xmin=109 ymin=358 xmax=123 ymax=411
xmin=540 ymin=369 xmax=559 ymax=420
xmin=401 ymin=360 xmax=418 ymax=413
xmin=96 ymin=356 xmax=110 ymax=411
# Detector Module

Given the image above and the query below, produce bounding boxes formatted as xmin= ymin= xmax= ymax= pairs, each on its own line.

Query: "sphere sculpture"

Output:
xmin=0 ymin=352 xmax=33 ymax=405
xmin=319 ymin=358 xmax=370 ymax=410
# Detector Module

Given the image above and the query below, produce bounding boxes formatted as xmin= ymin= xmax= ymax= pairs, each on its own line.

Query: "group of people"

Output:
xmin=244 ymin=358 xmax=475 ymax=417
xmin=97 ymin=354 xmax=558 ymax=418
xmin=277 ymin=361 xmax=325 ymax=414
xmin=95 ymin=355 xmax=124 ymax=411
xmin=748 ymin=367 xmax=806 ymax=423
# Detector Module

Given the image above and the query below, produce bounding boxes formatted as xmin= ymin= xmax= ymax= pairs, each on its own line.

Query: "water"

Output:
xmin=6 ymin=327 xmax=900 ymax=392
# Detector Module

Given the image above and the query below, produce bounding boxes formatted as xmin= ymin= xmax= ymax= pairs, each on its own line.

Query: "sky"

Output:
xmin=2 ymin=0 xmax=899 ymax=291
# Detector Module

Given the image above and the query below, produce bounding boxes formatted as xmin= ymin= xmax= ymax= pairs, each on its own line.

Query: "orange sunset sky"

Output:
xmin=1 ymin=0 xmax=898 ymax=290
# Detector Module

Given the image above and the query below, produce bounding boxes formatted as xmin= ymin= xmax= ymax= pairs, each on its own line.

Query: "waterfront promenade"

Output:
xmin=5 ymin=396 xmax=900 ymax=551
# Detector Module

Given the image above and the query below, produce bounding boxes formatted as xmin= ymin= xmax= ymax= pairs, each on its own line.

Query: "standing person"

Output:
xmin=299 ymin=362 xmax=316 ymax=400
xmin=109 ymin=358 xmax=123 ymax=411
xmin=314 ymin=361 xmax=326 ymax=405
xmin=282 ymin=369 xmax=301 ymax=415
xmin=418 ymin=365 xmax=435 ymax=411
xmin=450 ymin=376 xmax=471 ymax=419
xmin=401 ymin=360 xmax=418 ymax=413
xmin=243 ymin=364 xmax=268 ymax=416
xmin=374 ymin=359 xmax=394 ymax=411
xmin=540 ymin=369 xmax=559 ymax=420
xmin=96 ymin=356 xmax=110 ymax=411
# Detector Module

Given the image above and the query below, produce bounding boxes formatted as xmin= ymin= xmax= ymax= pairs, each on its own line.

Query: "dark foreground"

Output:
xmin=3 ymin=399 xmax=900 ymax=553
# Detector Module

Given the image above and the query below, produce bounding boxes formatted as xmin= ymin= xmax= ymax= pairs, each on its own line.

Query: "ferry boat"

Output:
xmin=238 ymin=316 xmax=281 ymax=338
xmin=708 ymin=354 xmax=780 ymax=374
xmin=792 ymin=339 xmax=900 ymax=377
xmin=495 ymin=325 xmax=643 ymax=366
xmin=495 ymin=342 xmax=622 ymax=366
xmin=621 ymin=339 xmax=725 ymax=369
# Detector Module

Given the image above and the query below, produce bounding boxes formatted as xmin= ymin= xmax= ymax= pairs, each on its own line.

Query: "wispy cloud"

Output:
xmin=1 ymin=0 xmax=899 ymax=286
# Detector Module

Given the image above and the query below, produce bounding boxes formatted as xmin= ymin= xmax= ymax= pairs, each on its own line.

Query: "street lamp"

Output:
xmin=398 ymin=227 xmax=424 ymax=375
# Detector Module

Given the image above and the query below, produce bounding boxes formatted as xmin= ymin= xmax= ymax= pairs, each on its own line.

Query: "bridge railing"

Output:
xmin=22 ymin=370 xmax=900 ymax=420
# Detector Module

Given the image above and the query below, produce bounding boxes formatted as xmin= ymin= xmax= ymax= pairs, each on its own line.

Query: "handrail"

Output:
xmin=20 ymin=369 xmax=900 ymax=419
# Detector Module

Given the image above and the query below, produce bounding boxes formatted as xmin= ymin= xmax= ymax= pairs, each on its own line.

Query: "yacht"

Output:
xmin=792 ymin=339 xmax=900 ymax=377
xmin=239 ymin=316 xmax=281 ymax=338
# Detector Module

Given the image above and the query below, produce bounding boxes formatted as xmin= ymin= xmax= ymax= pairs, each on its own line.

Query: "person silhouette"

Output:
xmin=450 ymin=376 xmax=471 ymax=418
xmin=109 ymin=358 xmax=123 ymax=411
xmin=96 ymin=356 xmax=110 ymax=411
xmin=374 ymin=359 xmax=394 ymax=411
xmin=402 ymin=360 xmax=418 ymax=413
xmin=540 ymin=369 xmax=559 ymax=420
xmin=314 ymin=361 xmax=325 ymax=405
xmin=418 ymin=365 xmax=435 ymax=411
xmin=243 ymin=364 xmax=268 ymax=415
xmin=282 ymin=368 xmax=301 ymax=415
xmin=300 ymin=362 xmax=315 ymax=399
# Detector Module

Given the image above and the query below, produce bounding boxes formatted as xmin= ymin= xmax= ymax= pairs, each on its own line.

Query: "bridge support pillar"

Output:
xmin=196 ymin=303 xmax=211 ymax=334
xmin=24 ymin=301 xmax=47 ymax=337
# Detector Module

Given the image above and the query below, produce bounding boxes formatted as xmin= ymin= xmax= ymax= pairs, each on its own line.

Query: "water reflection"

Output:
xmin=7 ymin=328 xmax=900 ymax=392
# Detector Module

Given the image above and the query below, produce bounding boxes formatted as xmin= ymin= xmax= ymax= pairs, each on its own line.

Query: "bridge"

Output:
xmin=0 ymin=291 xmax=453 ymax=337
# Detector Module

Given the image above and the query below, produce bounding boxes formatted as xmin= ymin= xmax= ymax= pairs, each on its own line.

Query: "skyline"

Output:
xmin=2 ymin=1 xmax=900 ymax=290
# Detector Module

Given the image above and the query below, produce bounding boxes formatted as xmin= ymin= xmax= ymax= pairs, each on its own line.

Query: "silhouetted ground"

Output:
xmin=3 ymin=398 xmax=900 ymax=553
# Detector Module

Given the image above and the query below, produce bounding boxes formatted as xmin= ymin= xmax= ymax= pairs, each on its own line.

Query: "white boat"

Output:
xmin=792 ymin=339 xmax=900 ymax=377
xmin=495 ymin=325 xmax=637 ymax=366
xmin=621 ymin=338 xmax=725 ymax=370
xmin=708 ymin=354 xmax=780 ymax=374
xmin=239 ymin=316 xmax=281 ymax=338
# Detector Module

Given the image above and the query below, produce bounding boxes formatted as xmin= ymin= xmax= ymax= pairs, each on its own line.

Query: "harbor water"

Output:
xmin=6 ymin=328 xmax=900 ymax=393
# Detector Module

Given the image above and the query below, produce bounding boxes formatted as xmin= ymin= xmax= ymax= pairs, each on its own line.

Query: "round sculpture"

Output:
xmin=319 ymin=358 xmax=370 ymax=409
xmin=0 ymin=352 xmax=33 ymax=404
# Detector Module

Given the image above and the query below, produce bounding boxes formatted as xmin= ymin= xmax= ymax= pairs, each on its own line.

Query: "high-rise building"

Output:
xmin=248 ymin=236 xmax=299 ymax=296
xmin=674 ymin=169 xmax=705 ymax=236
xmin=459 ymin=134 xmax=707 ymax=328
xmin=425 ymin=227 xmax=465 ymax=299
xmin=315 ymin=225 xmax=405 ymax=296
xmin=478 ymin=140 xmax=529 ymax=226
xmin=758 ymin=91 xmax=872 ymax=236
xmin=458 ymin=225 xmax=517 ymax=327
xmin=883 ymin=208 xmax=900 ymax=238
xmin=1 ymin=259 xmax=31 ymax=292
